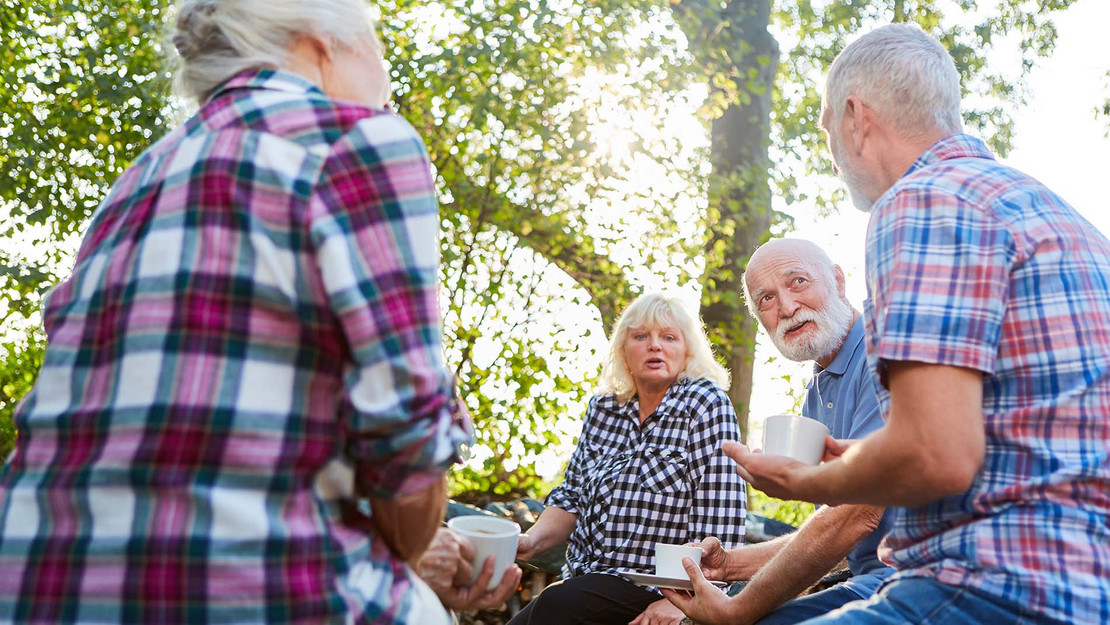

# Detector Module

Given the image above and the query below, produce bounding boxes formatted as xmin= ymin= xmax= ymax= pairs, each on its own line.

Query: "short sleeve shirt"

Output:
xmin=802 ymin=317 xmax=895 ymax=598
xmin=864 ymin=134 xmax=1110 ymax=624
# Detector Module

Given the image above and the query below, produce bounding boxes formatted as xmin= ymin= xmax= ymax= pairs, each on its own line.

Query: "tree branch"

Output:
xmin=444 ymin=179 xmax=632 ymax=332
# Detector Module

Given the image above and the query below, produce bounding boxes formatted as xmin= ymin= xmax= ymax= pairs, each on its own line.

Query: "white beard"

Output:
xmin=831 ymin=137 xmax=876 ymax=213
xmin=771 ymin=296 xmax=855 ymax=363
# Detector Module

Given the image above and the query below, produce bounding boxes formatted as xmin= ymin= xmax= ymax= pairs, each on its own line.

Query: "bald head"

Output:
xmin=742 ymin=238 xmax=856 ymax=366
xmin=744 ymin=239 xmax=837 ymax=314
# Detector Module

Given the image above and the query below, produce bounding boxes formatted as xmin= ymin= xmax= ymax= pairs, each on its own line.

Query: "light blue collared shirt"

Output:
xmin=802 ymin=317 xmax=896 ymax=599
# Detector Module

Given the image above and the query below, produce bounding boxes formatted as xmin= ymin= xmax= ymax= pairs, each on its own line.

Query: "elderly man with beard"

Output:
xmin=642 ymin=238 xmax=895 ymax=625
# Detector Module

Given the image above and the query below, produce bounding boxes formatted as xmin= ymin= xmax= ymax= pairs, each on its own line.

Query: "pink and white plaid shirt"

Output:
xmin=0 ymin=69 xmax=470 ymax=624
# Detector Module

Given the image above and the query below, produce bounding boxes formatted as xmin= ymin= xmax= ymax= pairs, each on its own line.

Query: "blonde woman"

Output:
xmin=510 ymin=293 xmax=747 ymax=625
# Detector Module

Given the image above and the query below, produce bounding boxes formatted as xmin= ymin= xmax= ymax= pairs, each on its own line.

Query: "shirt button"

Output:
xmin=826 ymin=402 xmax=834 ymax=408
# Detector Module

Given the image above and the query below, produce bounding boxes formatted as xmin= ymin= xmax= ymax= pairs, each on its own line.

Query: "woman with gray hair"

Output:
xmin=509 ymin=293 xmax=748 ymax=625
xmin=0 ymin=1 xmax=469 ymax=623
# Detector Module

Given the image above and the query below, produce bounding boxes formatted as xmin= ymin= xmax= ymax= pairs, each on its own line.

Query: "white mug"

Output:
xmin=762 ymin=413 xmax=829 ymax=466
xmin=655 ymin=543 xmax=702 ymax=579
xmin=446 ymin=515 xmax=521 ymax=590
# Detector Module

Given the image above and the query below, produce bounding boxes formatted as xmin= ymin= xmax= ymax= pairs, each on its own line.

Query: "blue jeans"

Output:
xmin=797 ymin=578 xmax=1066 ymax=625
xmin=756 ymin=584 xmax=864 ymax=625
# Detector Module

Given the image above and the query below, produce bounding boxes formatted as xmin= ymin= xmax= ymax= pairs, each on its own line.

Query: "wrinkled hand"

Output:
xmin=629 ymin=598 xmax=689 ymax=625
xmin=722 ymin=441 xmax=821 ymax=503
xmin=516 ymin=532 xmax=539 ymax=562
xmin=418 ymin=528 xmax=523 ymax=611
xmin=659 ymin=557 xmax=736 ymax=625
xmin=690 ymin=537 xmax=729 ymax=581
xmin=441 ymin=556 xmax=522 ymax=612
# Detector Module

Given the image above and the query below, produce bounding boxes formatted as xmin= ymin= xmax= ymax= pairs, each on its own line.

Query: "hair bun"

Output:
xmin=172 ymin=0 xmax=226 ymax=61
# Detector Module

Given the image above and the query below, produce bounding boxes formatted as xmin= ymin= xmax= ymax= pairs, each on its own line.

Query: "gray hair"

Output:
xmin=599 ymin=293 xmax=730 ymax=402
xmin=742 ymin=238 xmax=838 ymax=318
xmin=825 ymin=24 xmax=963 ymax=139
xmin=171 ymin=0 xmax=378 ymax=103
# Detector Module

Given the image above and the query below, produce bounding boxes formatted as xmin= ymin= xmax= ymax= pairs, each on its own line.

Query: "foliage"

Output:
xmin=0 ymin=0 xmax=1089 ymax=498
xmin=0 ymin=328 xmax=44 ymax=461
xmin=382 ymin=0 xmax=704 ymax=496
xmin=0 ymin=1 xmax=176 ymax=258
xmin=1100 ymin=70 xmax=1110 ymax=138
xmin=748 ymin=487 xmax=814 ymax=528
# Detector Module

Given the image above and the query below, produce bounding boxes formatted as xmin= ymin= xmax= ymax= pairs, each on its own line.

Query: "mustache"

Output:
xmin=775 ymin=310 xmax=820 ymax=341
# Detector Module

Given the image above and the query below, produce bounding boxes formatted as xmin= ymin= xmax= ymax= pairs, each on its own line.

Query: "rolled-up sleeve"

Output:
xmin=309 ymin=113 xmax=471 ymax=499
xmin=685 ymin=386 xmax=747 ymax=548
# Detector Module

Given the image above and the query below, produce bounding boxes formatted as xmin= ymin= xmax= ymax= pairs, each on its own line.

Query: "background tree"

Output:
xmin=0 ymin=0 xmax=1089 ymax=499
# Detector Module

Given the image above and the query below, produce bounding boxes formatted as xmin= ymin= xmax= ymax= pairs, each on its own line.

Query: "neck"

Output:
xmin=283 ymin=37 xmax=326 ymax=92
xmin=636 ymin=383 xmax=671 ymax=422
xmin=814 ymin=309 xmax=860 ymax=370
xmin=874 ymin=130 xmax=949 ymax=192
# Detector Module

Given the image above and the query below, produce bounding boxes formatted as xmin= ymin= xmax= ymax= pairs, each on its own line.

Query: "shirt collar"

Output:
xmin=814 ymin=316 xmax=864 ymax=377
xmin=208 ymin=68 xmax=326 ymax=102
xmin=903 ymin=133 xmax=995 ymax=178
xmin=625 ymin=377 xmax=692 ymax=422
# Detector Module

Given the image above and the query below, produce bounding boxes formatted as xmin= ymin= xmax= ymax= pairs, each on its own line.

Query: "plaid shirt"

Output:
xmin=546 ymin=377 xmax=747 ymax=582
xmin=864 ymin=134 xmax=1110 ymax=624
xmin=0 ymin=69 xmax=470 ymax=624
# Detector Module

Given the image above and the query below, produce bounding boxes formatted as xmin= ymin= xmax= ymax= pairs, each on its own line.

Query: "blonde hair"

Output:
xmin=599 ymin=293 xmax=730 ymax=402
xmin=170 ymin=0 xmax=379 ymax=103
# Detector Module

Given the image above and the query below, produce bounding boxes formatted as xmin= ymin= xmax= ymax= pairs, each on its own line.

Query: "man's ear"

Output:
xmin=843 ymin=96 xmax=872 ymax=154
xmin=834 ymin=265 xmax=847 ymax=298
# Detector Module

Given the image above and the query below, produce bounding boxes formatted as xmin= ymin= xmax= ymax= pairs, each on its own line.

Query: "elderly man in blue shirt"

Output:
xmin=648 ymin=238 xmax=896 ymax=625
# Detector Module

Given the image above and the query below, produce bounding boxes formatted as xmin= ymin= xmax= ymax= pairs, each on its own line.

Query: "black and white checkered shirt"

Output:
xmin=546 ymin=377 xmax=747 ymax=579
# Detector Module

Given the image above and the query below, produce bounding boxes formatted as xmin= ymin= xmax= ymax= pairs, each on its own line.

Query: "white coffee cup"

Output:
xmin=655 ymin=543 xmax=702 ymax=579
xmin=762 ymin=413 xmax=830 ymax=466
xmin=446 ymin=515 xmax=521 ymax=590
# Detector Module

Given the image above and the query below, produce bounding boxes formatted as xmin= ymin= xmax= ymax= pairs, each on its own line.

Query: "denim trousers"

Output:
xmin=796 ymin=578 xmax=1064 ymax=625
xmin=755 ymin=584 xmax=864 ymax=625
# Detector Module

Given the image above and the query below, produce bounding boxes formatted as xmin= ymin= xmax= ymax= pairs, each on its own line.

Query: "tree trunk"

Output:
xmin=678 ymin=0 xmax=778 ymax=443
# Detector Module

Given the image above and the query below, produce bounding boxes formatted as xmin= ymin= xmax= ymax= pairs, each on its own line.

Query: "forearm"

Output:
xmin=795 ymin=363 xmax=984 ymax=507
xmin=729 ymin=504 xmax=883 ymax=621
xmin=524 ymin=506 xmax=577 ymax=554
xmin=800 ymin=427 xmax=935 ymax=505
xmin=803 ymin=421 xmax=976 ymax=506
xmin=370 ymin=475 xmax=447 ymax=563
xmin=724 ymin=536 xmax=789 ymax=580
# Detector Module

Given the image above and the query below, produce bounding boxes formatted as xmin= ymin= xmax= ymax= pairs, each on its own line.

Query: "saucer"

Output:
xmin=620 ymin=571 xmax=729 ymax=591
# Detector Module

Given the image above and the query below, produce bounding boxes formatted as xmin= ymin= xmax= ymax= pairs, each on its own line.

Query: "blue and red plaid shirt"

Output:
xmin=864 ymin=133 xmax=1110 ymax=624
xmin=0 ymin=69 xmax=470 ymax=624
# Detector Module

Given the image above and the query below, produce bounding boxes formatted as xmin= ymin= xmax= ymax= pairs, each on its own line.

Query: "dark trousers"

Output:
xmin=507 ymin=573 xmax=661 ymax=625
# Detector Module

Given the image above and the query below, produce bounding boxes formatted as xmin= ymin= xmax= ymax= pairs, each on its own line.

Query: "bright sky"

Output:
xmin=749 ymin=0 xmax=1110 ymax=428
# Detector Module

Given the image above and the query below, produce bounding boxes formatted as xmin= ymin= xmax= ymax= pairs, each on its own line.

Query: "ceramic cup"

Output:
xmin=446 ymin=515 xmax=521 ymax=590
xmin=655 ymin=543 xmax=703 ymax=579
xmin=762 ymin=413 xmax=830 ymax=466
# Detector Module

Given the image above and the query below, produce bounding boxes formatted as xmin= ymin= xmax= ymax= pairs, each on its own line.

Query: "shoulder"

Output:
xmin=577 ymin=393 xmax=626 ymax=443
xmin=677 ymin=378 xmax=738 ymax=430
xmin=883 ymin=153 xmax=1041 ymax=234
xmin=680 ymin=377 xmax=731 ymax=405
xmin=328 ymin=111 xmax=428 ymax=163
xmin=587 ymin=393 xmax=624 ymax=418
